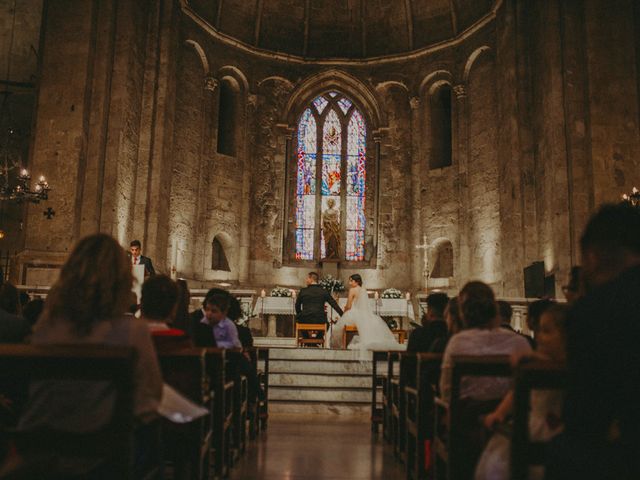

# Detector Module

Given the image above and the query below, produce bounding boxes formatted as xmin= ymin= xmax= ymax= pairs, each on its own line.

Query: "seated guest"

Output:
xmin=496 ymin=300 xmax=514 ymax=332
xmin=171 ymin=279 xmax=191 ymax=333
xmin=440 ymin=281 xmax=532 ymax=404
xmin=188 ymin=288 xmax=228 ymax=346
xmin=22 ymin=298 xmax=45 ymax=328
xmin=17 ymin=234 xmax=163 ymax=477
xmin=0 ymin=283 xmax=30 ymax=343
xmin=141 ymin=275 xmax=189 ymax=339
xmin=547 ymin=204 xmax=640 ymax=480
xmin=525 ymin=299 xmax=555 ymax=348
xmin=407 ymin=292 xmax=449 ymax=352
xmin=475 ymin=304 xmax=567 ymax=480
xmin=192 ymin=291 xmax=240 ymax=349
xmin=430 ymin=297 xmax=463 ymax=354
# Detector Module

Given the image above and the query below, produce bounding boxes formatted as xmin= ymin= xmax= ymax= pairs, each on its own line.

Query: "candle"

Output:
xmin=291 ymin=289 xmax=297 ymax=299
xmin=405 ymin=292 xmax=411 ymax=300
xmin=261 ymin=289 xmax=266 ymax=298
xmin=374 ymin=291 xmax=379 ymax=300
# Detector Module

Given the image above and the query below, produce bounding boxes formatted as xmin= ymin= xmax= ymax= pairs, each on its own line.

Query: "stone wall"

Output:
xmin=14 ymin=0 xmax=640 ymax=298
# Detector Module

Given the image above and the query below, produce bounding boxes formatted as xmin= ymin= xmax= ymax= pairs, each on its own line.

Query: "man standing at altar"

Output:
xmin=129 ymin=240 xmax=156 ymax=276
xmin=296 ymin=272 xmax=343 ymax=340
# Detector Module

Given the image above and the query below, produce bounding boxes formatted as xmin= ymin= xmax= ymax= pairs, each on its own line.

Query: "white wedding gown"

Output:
xmin=331 ymin=286 xmax=406 ymax=357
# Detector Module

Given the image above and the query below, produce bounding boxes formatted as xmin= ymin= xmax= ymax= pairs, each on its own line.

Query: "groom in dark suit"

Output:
xmin=129 ymin=239 xmax=156 ymax=276
xmin=295 ymin=272 xmax=343 ymax=339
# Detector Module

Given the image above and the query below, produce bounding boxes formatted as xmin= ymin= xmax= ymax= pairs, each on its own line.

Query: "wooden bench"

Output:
xmin=157 ymin=347 xmax=213 ymax=480
xmin=0 ymin=345 xmax=136 ymax=479
xmin=225 ymin=349 xmax=249 ymax=463
xmin=391 ymin=352 xmax=417 ymax=462
xmin=371 ymin=351 xmax=389 ymax=434
xmin=295 ymin=323 xmax=327 ymax=347
xmin=511 ymin=360 xmax=566 ymax=480
xmin=434 ymin=355 xmax=512 ymax=480
xmin=383 ymin=351 xmax=401 ymax=443
xmin=257 ymin=348 xmax=270 ymax=432
xmin=405 ymin=353 xmax=442 ymax=480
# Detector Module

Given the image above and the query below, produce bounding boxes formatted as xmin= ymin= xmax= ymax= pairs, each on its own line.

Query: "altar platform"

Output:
xmin=265 ymin=347 xmax=384 ymax=417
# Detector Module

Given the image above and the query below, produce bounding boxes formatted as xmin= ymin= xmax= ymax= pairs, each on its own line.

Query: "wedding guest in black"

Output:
xmin=497 ymin=300 xmax=515 ymax=332
xmin=562 ymin=265 xmax=583 ymax=304
xmin=295 ymin=271 xmax=343 ymax=341
xmin=546 ymin=203 xmax=640 ymax=480
xmin=407 ymin=292 xmax=448 ymax=352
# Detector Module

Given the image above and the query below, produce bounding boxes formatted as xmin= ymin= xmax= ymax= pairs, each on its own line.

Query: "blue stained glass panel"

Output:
xmin=295 ymin=229 xmax=315 ymax=260
xmin=345 ymin=109 xmax=366 ymax=262
xmin=346 ymin=230 xmax=365 ymax=261
xmin=338 ymin=97 xmax=352 ymax=115
xmin=313 ymin=96 xmax=328 ymax=115
xmin=295 ymin=108 xmax=317 ymax=260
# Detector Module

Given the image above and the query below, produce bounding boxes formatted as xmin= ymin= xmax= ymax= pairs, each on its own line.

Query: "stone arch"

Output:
xmin=430 ymin=238 xmax=454 ymax=278
xmin=217 ymin=65 xmax=249 ymax=93
xmin=284 ymin=69 xmax=384 ymax=129
xmin=184 ymin=39 xmax=210 ymax=75
xmin=211 ymin=233 xmax=232 ymax=271
xmin=419 ymin=70 xmax=454 ymax=97
xmin=427 ymin=81 xmax=453 ymax=170
xmin=258 ymin=75 xmax=295 ymax=90
xmin=463 ymin=46 xmax=492 ymax=83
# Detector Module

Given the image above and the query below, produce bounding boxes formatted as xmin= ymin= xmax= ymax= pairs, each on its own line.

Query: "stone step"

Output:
xmin=269 ymin=359 xmax=373 ymax=375
xmin=270 ymin=372 xmax=372 ymax=389
xmin=269 ymin=400 xmax=370 ymax=416
xmin=270 ymin=386 xmax=370 ymax=403
xmin=267 ymin=347 xmax=361 ymax=361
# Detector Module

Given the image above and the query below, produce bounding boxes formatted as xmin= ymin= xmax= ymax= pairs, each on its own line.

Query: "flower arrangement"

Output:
xmin=319 ymin=275 xmax=345 ymax=293
xmin=270 ymin=286 xmax=293 ymax=297
xmin=236 ymin=301 xmax=252 ymax=326
xmin=381 ymin=288 xmax=403 ymax=299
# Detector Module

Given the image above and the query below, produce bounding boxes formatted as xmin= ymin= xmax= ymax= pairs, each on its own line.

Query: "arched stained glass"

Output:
xmin=294 ymin=94 xmax=367 ymax=262
xmin=295 ymin=108 xmax=317 ymax=260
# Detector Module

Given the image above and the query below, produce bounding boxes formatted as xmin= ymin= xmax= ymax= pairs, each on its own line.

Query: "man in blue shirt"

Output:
xmin=201 ymin=296 xmax=241 ymax=349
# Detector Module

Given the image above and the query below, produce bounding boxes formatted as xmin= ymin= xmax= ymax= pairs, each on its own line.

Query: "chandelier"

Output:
xmin=0 ymin=90 xmax=50 ymax=203
xmin=621 ymin=187 xmax=640 ymax=208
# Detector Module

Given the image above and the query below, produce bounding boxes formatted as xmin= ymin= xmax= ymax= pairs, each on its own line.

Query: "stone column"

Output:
xmin=453 ymin=84 xmax=471 ymax=282
xmin=238 ymin=93 xmax=257 ymax=283
xmin=409 ymin=96 xmax=423 ymax=290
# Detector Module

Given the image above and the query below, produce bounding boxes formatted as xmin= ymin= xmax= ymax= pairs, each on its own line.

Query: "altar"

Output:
xmin=252 ymin=295 xmax=416 ymax=338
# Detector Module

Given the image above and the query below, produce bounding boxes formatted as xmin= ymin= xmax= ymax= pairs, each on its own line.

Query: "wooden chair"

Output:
xmin=295 ymin=323 xmax=327 ymax=347
xmin=157 ymin=347 xmax=213 ymax=480
xmin=392 ymin=329 xmax=408 ymax=344
xmin=383 ymin=351 xmax=401 ymax=443
xmin=257 ymin=348 xmax=270 ymax=432
xmin=433 ymin=355 xmax=512 ymax=480
xmin=511 ymin=361 xmax=566 ymax=480
xmin=405 ymin=353 xmax=442 ymax=480
xmin=204 ymin=348 xmax=234 ymax=480
xmin=0 ymin=345 xmax=136 ymax=479
xmin=343 ymin=325 xmax=359 ymax=348
xmin=371 ymin=351 xmax=389 ymax=435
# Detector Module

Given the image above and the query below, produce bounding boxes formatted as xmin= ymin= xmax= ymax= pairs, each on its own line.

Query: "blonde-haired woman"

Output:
xmin=19 ymin=234 xmax=163 ymax=476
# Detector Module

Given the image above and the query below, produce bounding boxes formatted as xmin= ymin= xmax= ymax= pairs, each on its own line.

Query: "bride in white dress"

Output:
xmin=330 ymin=274 xmax=406 ymax=355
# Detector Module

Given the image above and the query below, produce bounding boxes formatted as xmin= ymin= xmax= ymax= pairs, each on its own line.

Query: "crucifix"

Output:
xmin=43 ymin=207 xmax=55 ymax=220
xmin=415 ymin=234 xmax=430 ymax=291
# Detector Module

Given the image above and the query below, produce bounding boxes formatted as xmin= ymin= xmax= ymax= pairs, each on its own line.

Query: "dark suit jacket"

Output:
xmin=407 ymin=319 xmax=448 ymax=353
xmin=295 ymin=284 xmax=343 ymax=324
xmin=188 ymin=309 xmax=217 ymax=347
xmin=0 ymin=308 xmax=30 ymax=343
xmin=129 ymin=254 xmax=156 ymax=276
xmin=560 ymin=265 xmax=640 ymax=477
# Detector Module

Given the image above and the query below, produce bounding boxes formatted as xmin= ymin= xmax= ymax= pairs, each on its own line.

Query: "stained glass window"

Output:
xmin=294 ymin=94 xmax=367 ymax=262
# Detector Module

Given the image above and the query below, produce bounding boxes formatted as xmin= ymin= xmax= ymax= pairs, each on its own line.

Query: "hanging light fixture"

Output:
xmin=0 ymin=0 xmax=51 ymax=204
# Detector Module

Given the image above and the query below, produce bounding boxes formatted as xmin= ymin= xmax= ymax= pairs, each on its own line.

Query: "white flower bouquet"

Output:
xmin=270 ymin=286 xmax=293 ymax=297
xmin=319 ymin=275 xmax=345 ymax=293
xmin=381 ymin=288 xmax=403 ymax=299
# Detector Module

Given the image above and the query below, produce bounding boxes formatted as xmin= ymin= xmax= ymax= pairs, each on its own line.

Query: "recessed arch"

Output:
xmin=430 ymin=238 xmax=454 ymax=278
xmin=211 ymin=232 xmax=233 ymax=272
xmin=217 ymin=65 xmax=249 ymax=93
xmin=419 ymin=70 xmax=454 ymax=96
xmin=463 ymin=46 xmax=492 ymax=83
xmin=184 ymin=39 xmax=209 ymax=75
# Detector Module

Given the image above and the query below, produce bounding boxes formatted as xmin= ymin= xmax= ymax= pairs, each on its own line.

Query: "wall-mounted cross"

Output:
xmin=43 ymin=207 xmax=55 ymax=219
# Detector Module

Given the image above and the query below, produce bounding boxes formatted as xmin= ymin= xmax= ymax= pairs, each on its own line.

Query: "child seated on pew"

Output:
xmin=474 ymin=303 xmax=567 ymax=480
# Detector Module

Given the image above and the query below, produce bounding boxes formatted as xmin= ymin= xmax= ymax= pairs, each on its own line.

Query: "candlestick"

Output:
xmin=261 ymin=289 xmax=266 ymax=298
xmin=374 ymin=291 xmax=379 ymax=300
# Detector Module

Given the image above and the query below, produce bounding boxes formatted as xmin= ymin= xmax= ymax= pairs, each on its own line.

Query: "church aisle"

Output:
xmin=229 ymin=414 xmax=405 ymax=479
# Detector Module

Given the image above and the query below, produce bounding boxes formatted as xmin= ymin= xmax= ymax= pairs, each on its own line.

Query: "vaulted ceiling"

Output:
xmin=185 ymin=0 xmax=497 ymax=60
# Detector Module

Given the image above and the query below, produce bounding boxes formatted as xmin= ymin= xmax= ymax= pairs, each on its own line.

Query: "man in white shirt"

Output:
xmin=129 ymin=239 xmax=156 ymax=276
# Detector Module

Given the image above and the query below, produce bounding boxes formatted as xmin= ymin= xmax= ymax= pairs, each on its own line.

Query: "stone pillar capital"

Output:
xmin=453 ymin=84 xmax=467 ymax=99
xmin=409 ymin=96 xmax=421 ymax=109
xmin=204 ymin=76 xmax=218 ymax=92
xmin=247 ymin=93 xmax=258 ymax=108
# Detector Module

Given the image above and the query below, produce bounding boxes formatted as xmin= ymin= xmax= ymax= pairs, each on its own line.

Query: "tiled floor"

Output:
xmin=230 ymin=414 xmax=405 ymax=479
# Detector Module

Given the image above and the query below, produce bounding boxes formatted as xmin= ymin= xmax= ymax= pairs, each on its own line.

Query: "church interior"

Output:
xmin=0 ymin=0 xmax=638 ymax=479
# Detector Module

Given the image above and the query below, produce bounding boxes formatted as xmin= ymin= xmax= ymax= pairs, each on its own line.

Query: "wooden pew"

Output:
xmin=405 ymin=353 xmax=442 ymax=480
xmin=157 ymin=347 xmax=213 ymax=480
xmin=204 ymin=348 xmax=234 ymax=480
xmin=371 ymin=351 xmax=389 ymax=435
xmin=257 ymin=348 xmax=270 ymax=432
xmin=226 ymin=349 xmax=249 ymax=463
xmin=384 ymin=351 xmax=400 ymax=443
xmin=0 ymin=345 xmax=136 ymax=479
xmin=511 ymin=361 xmax=566 ymax=480
xmin=392 ymin=352 xmax=417 ymax=462
xmin=433 ymin=355 xmax=512 ymax=480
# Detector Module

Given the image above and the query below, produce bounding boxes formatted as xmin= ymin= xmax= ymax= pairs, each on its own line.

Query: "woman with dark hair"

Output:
xmin=330 ymin=273 xmax=404 ymax=354
xmin=17 ymin=234 xmax=163 ymax=477
xmin=171 ymin=279 xmax=191 ymax=334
